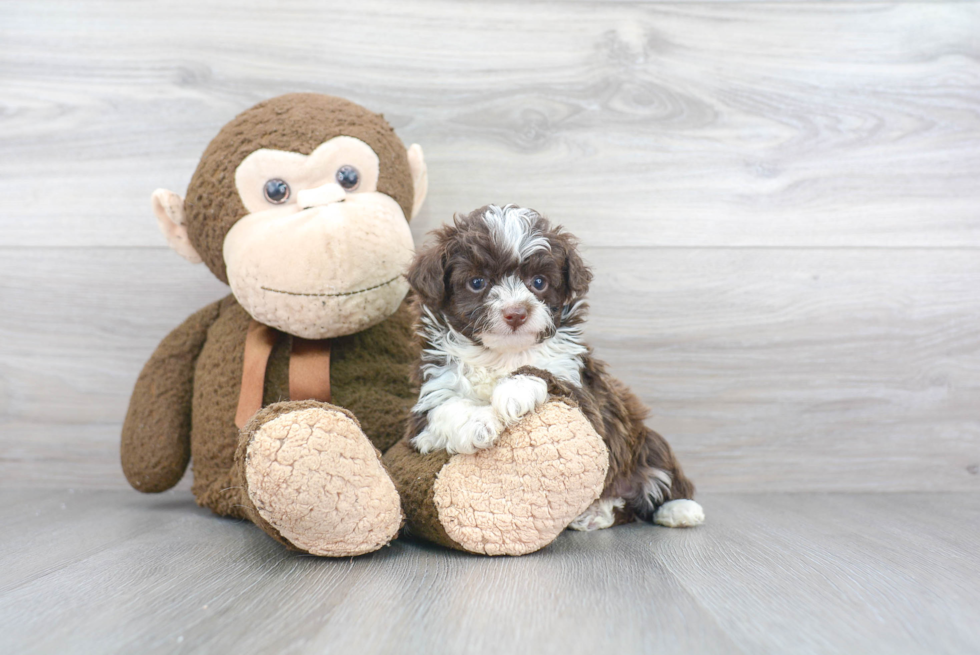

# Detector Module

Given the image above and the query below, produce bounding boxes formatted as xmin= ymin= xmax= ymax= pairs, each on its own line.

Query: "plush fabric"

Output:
xmin=288 ymin=337 xmax=333 ymax=404
xmin=233 ymin=136 xmax=382 ymax=210
xmin=383 ymin=439 xmax=459 ymax=550
xmin=385 ymin=401 xmax=608 ymax=556
xmin=121 ymin=301 xmax=221 ymax=492
xmin=186 ymin=296 xmax=418 ymax=518
xmin=124 ymin=293 xmax=417 ymax=517
xmin=235 ymin=320 xmax=278 ymax=428
xmin=238 ymin=401 xmax=403 ymax=557
xmin=184 ymin=93 xmax=415 ymax=283
xmin=223 ymin=193 xmax=415 ymax=339
xmin=151 ymin=188 xmax=202 ymax=263
xmin=433 ymin=401 xmax=608 ymax=555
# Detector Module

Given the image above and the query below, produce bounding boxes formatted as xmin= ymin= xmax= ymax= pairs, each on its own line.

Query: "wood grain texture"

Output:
xmin=1 ymin=0 xmax=978 ymax=492
xmin=586 ymin=247 xmax=980 ymax=492
xmin=2 ymin=247 xmax=977 ymax=491
xmin=0 ymin=1 xmax=978 ymax=248
xmin=1 ymin=490 xmax=978 ymax=654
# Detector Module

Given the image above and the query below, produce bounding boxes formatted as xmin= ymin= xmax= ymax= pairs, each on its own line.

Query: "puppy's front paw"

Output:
xmin=452 ymin=406 xmax=503 ymax=454
xmin=492 ymin=375 xmax=549 ymax=425
xmin=411 ymin=429 xmax=443 ymax=455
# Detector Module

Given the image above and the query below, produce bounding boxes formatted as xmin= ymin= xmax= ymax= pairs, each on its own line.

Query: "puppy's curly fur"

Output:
xmin=405 ymin=205 xmax=701 ymax=529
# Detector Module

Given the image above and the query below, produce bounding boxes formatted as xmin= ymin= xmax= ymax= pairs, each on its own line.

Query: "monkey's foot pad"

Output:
xmin=244 ymin=406 xmax=402 ymax=557
xmin=433 ymin=401 xmax=609 ymax=556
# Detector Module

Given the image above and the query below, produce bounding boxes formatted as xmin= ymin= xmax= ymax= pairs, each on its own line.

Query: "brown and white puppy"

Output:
xmin=406 ymin=204 xmax=704 ymax=530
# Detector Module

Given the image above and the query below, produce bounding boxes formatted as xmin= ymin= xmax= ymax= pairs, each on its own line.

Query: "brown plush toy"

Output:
xmin=122 ymin=93 xmax=609 ymax=556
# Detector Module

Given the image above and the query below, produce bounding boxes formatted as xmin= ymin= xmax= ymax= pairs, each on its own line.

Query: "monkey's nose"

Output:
xmin=502 ymin=306 xmax=528 ymax=329
xmin=296 ymin=183 xmax=346 ymax=209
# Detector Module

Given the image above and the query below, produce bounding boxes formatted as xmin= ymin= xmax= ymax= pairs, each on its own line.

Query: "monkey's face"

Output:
xmin=152 ymin=94 xmax=427 ymax=339
xmin=223 ymin=136 xmax=415 ymax=339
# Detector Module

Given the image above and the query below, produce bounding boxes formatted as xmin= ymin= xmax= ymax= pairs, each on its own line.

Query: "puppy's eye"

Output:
xmin=468 ymin=277 xmax=486 ymax=292
xmin=263 ymin=179 xmax=290 ymax=204
xmin=336 ymin=165 xmax=360 ymax=191
xmin=531 ymin=276 xmax=548 ymax=292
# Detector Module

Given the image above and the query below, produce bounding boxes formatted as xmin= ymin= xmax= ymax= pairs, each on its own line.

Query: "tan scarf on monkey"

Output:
xmin=234 ymin=320 xmax=332 ymax=429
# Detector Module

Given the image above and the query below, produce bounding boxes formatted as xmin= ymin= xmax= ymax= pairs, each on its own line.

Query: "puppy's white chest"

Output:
xmin=460 ymin=347 xmax=579 ymax=402
xmin=464 ymin=366 xmax=509 ymax=402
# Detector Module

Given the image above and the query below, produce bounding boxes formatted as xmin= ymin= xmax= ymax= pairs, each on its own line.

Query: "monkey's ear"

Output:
xmin=406 ymin=242 xmax=447 ymax=308
xmin=151 ymin=189 xmax=202 ymax=264
xmin=407 ymin=144 xmax=428 ymax=220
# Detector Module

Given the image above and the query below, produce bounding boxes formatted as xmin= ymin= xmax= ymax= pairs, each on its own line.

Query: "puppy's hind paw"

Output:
xmin=653 ymin=499 xmax=705 ymax=528
xmin=492 ymin=374 xmax=549 ymax=425
xmin=569 ymin=498 xmax=625 ymax=532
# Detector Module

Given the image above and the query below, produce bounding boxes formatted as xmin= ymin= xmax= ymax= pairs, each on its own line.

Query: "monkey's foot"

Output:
xmin=239 ymin=402 xmax=402 ymax=556
xmin=433 ymin=400 xmax=609 ymax=556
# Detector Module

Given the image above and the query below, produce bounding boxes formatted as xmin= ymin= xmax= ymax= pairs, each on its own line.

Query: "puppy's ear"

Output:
xmin=557 ymin=232 xmax=592 ymax=299
xmin=407 ymin=241 xmax=449 ymax=308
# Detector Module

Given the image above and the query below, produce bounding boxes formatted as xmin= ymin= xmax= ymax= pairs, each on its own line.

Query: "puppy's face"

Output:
xmin=408 ymin=205 xmax=592 ymax=352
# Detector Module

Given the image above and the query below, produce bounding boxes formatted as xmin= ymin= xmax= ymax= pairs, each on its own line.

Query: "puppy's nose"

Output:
xmin=502 ymin=305 xmax=528 ymax=329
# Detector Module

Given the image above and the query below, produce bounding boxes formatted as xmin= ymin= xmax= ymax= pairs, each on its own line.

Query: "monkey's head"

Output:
xmin=152 ymin=93 xmax=428 ymax=339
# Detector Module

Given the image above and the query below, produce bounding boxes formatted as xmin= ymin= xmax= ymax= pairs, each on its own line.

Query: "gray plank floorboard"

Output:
xmin=657 ymin=493 xmax=980 ymax=654
xmin=1 ymin=489 xmax=978 ymax=654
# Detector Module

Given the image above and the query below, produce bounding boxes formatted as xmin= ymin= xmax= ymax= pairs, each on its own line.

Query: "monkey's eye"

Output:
xmin=468 ymin=277 xmax=486 ymax=292
xmin=531 ymin=276 xmax=548 ymax=292
xmin=336 ymin=165 xmax=360 ymax=191
xmin=263 ymin=179 xmax=290 ymax=204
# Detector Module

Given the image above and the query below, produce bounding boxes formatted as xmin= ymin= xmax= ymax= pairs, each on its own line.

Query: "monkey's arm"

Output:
xmin=121 ymin=300 xmax=222 ymax=492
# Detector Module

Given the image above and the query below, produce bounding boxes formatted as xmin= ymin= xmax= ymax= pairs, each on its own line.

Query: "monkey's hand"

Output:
xmin=492 ymin=374 xmax=548 ymax=425
xmin=121 ymin=299 xmax=222 ymax=493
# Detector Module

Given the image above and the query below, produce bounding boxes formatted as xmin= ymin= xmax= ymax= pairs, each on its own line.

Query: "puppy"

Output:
xmin=405 ymin=204 xmax=704 ymax=530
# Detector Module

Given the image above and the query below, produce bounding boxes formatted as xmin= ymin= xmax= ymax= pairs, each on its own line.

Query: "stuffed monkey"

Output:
xmin=122 ymin=93 xmax=608 ymax=556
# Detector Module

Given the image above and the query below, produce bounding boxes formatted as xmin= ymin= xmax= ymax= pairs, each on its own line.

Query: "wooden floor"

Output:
xmin=2 ymin=489 xmax=978 ymax=655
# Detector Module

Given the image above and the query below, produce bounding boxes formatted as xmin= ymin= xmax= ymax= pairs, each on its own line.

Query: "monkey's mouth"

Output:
xmin=260 ymin=275 xmax=402 ymax=298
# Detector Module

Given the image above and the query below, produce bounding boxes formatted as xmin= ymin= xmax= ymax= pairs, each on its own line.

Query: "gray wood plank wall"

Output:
xmin=1 ymin=0 xmax=978 ymax=492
